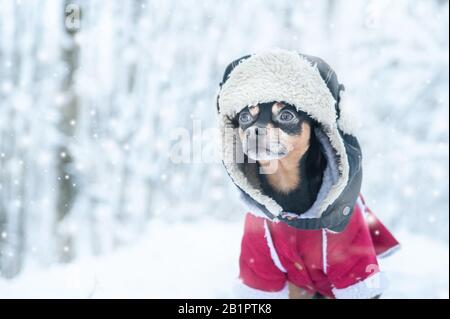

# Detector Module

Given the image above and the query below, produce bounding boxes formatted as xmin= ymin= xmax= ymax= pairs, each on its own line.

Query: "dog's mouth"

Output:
xmin=243 ymin=140 xmax=290 ymax=161
xmin=246 ymin=148 xmax=287 ymax=161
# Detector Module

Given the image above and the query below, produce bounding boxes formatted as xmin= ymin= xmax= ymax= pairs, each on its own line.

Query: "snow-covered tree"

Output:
xmin=0 ymin=0 xmax=447 ymax=278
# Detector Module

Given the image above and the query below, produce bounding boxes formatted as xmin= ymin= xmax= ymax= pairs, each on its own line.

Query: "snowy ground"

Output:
xmin=0 ymin=220 xmax=448 ymax=299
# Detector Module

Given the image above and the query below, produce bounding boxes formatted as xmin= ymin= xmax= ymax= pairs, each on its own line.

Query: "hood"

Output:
xmin=217 ymin=49 xmax=362 ymax=232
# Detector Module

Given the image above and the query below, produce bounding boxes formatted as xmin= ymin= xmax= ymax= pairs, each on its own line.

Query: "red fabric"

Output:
xmin=239 ymin=195 xmax=399 ymax=298
xmin=360 ymin=195 xmax=400 ymax=256
xmin=239 ymin=214 xmax=287 ymax=292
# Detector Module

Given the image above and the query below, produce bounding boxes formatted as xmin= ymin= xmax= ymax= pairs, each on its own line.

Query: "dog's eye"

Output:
xmin=278 ymin=110 xmax=295 ymax=123
xmin=238 ymin=111 xmax=253 ymax=125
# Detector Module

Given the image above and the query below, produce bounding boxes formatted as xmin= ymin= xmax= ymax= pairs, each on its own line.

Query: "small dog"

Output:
xmin=234 ymin=101 xmax=327 ymax=298
xmin=234 ymin=102 xmax=326 ymax=216
xmin=218 ymin=50 xmax=399 ymax=299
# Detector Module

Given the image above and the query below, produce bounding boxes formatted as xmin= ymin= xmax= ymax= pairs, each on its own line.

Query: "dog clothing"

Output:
xmin=239 ymin=195 xmax=399 ymax=298
xmin=216 ymin=49 xmax=400 ymax=298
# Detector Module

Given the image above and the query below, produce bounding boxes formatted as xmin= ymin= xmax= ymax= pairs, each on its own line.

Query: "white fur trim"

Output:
xmin=234 ymin=281 xmax=289 ymax=299
xmin=356 ymin=195 xmax=368 ymax=218
xmin=322 ymin=229 xmax=328 ymax=274
xmin=336 ymin=90 xmax=357 ymax=135
xmin=332 ymin=272 xmax=386 ymax=299
xmin=377 ymin=244 xmax=401 ymax=259
xmin=219 ymin=49 xmax=350 ymax=219
xmin=357 ymin=197 xmax=400 ymax=259
xmin=219 ymin=49 xmax=337 ymax=126
xmin=279 ymin=129 xmax=342 ymax=220
xmin=292 ymin=128 xmax=345 ymax=219
xmin=356 ymin=195 xmax=365 ymax=211
xmin=221 ymin=119 xmax=283 ymax=215
xmin=263 ymin=220 xmax=287 ymax=273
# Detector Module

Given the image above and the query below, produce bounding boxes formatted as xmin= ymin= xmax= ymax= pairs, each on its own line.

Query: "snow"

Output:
xmin=0 ymin=0 xmax=448 ymax=298
xmin=0 ymin=220 xmax=447 ymax=299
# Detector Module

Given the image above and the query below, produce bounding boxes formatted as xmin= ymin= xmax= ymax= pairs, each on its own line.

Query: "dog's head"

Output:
xmin=233 ymin=102 xmax=312 ymax=162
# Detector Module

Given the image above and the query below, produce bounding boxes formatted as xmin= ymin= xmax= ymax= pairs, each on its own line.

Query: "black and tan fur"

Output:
xmin=234 ymin=102 xmax=327 ymax=217
xmin=234 ymin=101 xmax=328 ymax=299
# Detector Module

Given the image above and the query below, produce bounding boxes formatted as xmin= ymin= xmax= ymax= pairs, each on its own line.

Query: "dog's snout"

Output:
xmin=246 ymin=126 xmax=267 ymax=138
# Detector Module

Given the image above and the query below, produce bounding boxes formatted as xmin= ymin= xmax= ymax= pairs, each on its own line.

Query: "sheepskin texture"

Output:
xmin=219 ymin=49 xmax=337 ymax=125
xmin=263 ymin=220 xmax=287 ymax=273
xmin=332 ymin=272 xmax=386 ymax=299
xmin=218 ymin=49 xmax=351 ymax=219
xmin=336 ymin=90 xmax=357 ymax=135
xmin=322 ymin=229 xmax=328 ymax=274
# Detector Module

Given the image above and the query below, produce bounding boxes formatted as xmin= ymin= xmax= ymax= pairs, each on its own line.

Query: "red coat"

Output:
xmin=238 ymin=195 xmax=399 ymax=299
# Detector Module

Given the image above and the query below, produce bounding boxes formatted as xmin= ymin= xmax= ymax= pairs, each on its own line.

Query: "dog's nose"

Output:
xmin=247 ymin=126 xmax=267 ymax=138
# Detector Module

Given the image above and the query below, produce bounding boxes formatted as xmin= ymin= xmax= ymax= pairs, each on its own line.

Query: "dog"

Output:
xmin=234 ymin=101 xmax=327 ymax=298
xmin=234 ymin=102 xmax=326 ymax=216
xmin=218 ymin=50 xmax=399 ymax=299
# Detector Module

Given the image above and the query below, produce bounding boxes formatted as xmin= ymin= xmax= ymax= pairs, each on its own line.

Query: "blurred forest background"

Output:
xmin=0 ymin=0 xmax=448 ymax=280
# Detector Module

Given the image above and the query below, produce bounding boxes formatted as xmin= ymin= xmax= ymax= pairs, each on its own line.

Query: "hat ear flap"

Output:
xmin=216 ymin=85 xmax=222 ymax=114
xmin=336 ymin=88 xmax=357 ymax=135
xmin=298 ymin=54 xmax=345 ymax=119
xmin=220 ymin=55 xmax=252 ymax=86
xmin=336 ymin=84 xmax=346 ymax=120
xmin=217 ymin=55 xmax=252 ymax=114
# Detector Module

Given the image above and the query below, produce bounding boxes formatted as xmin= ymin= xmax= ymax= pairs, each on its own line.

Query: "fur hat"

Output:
xmin=217 ymin=49 xmax=362 ymax=232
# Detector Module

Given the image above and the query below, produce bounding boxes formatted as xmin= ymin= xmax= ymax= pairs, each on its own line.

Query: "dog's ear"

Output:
xmin=306 ymin=125 xmax=326 ymax=182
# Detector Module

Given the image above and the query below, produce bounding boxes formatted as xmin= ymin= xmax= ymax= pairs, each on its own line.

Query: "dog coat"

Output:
xmin=216 ymin=49 xmax=400 ymax=298
xmin=239 ymin=195 xmax=399 ymax=299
